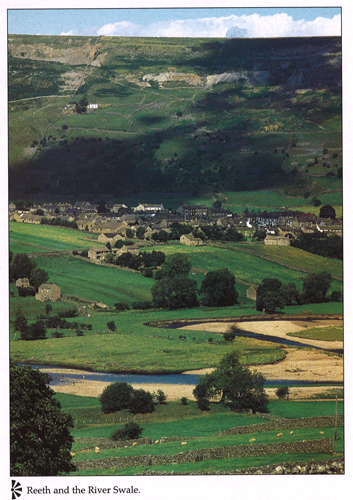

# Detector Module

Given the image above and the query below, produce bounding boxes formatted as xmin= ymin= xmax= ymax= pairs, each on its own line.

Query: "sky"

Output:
xmin=7 ymin=7 xmax=341 ymax=38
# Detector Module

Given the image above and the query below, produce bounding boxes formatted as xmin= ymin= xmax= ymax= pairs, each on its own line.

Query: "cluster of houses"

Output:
xmin=9 ymin=200 xmax=343 ymax=247
xmin=10 ymin=200 xmax=342 ymax=302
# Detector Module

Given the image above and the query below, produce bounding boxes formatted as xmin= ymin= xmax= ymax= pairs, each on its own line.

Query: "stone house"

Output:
xmin=35 ymin=283 xmax=61 ymax=302
xmin=180 ymin=234 xmax=204 ymax=246
xmin=246 ymin=285 xmax=258 ymax=301
xmin=88 ymin=248 xmax=116 ymax=260
xmin=264 ymin=235 xmax=291 ymax=246
xmin=16 ymin=278 xmax=30 ymax=288
xmin=97 ymin=232 xmax=124 ymax=245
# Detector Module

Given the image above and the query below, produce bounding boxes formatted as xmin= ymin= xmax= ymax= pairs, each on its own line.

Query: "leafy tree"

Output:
xmin=319 ymin=204 xmax=336 ymax=219
xmin=125 ymin=228 xmax=135 ymax=239
xmin=10 ymin=362 xmax=75 ymax=476
xmin=110 ymin=422 xmax=143 ymax=441
xmin=155 ymin=389 xmax=167 ymax=404
xmin=151 ymin=277 xmax=199 ymax=309
xmin=261 ymin=291 xmax=285 ymax=314
xmin=256 ymin=278 xmax=283 ymax=312
xmin=275 ymin=386 xmax=290 ymax=400
xmin=193 ymin=351 xmax=269 ymax=413
xmin=99 ymin=382 xmax=134 ymax=414
xmin=199 ymin=268 xmax=238 ymax=307
xmin=107 ymin=321 xmax=116 ymax=332
xmin=114 ymin=302 xmax=130 ymax=311
xmin=10 ymin=253 xmax=34 ymax=282
xmin=302 ymin=271 xmax=333 ymax=303
xmin=30 ymin=267 xmax=49 ymax=291
xmin=279 ymin=282 xmax=300 ymax=305
xmin=13 ymin=308 xmax=28 ymax=338
xmin=128 ymin=389 xmax=155 ymax=414
xmin=180 ymin=397 xmax=188 ymax=405
xmin=22 ymin=320 xmax=47 ymax=341
xmin=155 ymin=254 xmax=191 ymax=280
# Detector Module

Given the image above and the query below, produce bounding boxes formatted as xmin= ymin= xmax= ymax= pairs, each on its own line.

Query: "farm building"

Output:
xmin=98 ymin=232 xmax=124 ymax=244
xmin=15 ymin=278 xmax=30 ymax=288
xmin=88 ymin=248 xmax=116 ymax=260
xmin=36 ymin=283 xmax=61 ymax=302
xmin=264 ymin=235 xmax=291 ymax=246
xmin=180 ymin=234 xmax=204 ymax=246
xmin=246 ymin=285 xmax=259 ymax=301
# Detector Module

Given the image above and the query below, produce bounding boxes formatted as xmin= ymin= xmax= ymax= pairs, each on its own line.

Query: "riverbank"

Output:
xmin=179 ymin=319 xmax=343 ymax=352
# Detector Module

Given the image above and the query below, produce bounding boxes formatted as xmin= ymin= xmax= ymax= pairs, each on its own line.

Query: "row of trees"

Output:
xmin=256 ymin=272 xmax=338 ymax=314
xmin=290 ymin=232 xmax=342 ymax=260
xmin=151 ymin=255 xmax=238 ymax=310
xmin=99 ymin=382 xmax=165 ymax=415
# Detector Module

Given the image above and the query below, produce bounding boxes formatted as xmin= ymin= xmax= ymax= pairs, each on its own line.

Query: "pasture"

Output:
xmin=52 ymin=394 xmax=344 ymax=475
xmin=31 ymin=255 xmax=154 ymax=307
xmin=9 ymin=222 xmax=102 ymax=253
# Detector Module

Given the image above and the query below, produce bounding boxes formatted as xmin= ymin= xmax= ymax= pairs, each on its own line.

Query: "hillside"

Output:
xmin=8 ymin=35 xmax=342 ymax=204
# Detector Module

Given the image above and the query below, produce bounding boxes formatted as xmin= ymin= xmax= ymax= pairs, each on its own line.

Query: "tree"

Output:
xmin=155 ymin=254 xmax=191 ymax=280
xmin=111 ymin=422 xmax=143 ymax=441
xmin=279 ymin=282 xmax=299 ymax=306
xmin=193 ymin=351 xmax=269 ymax=413
xmin=13 ymin=308 xmax=28 ymax=339
xmin=155 ymin=389 xmax=167 ymax=404
xmin=30 ymin=267 xmax=49 ymax=291
xmin=261 ymin=291 xmax=285 ymax=314
xmin=99 ymin=382 xmax=134 ymax=414
xmin=276 ymin=386 xmax=290 ymax=400
xmin=256 ymin=278 xmax=283 ymax=312
xmin=10 ymin=253 xmax=34 ymax=282
xmin=10 ymin=362 xmax=75 ymax=476
xmin=302 ymin=271 xmax=333 ymax=303
xmin=22 ymin=320 xmax=47 ymax=341
xmin=199 ymin=268 xmax=238 ymax=307
xmin=128 ymin=389 xmax=155 ymax=414
xmin=151 ymin=277 xmax=199 ymax=309
xmin=107 ymin=321 xmax=116 ymax=332
xmin=319 ymin=204 xmax=336 ymax=220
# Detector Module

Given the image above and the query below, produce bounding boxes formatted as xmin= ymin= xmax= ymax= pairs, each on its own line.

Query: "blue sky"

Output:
xmin=8 ymin=7 xmax=341 ymax=38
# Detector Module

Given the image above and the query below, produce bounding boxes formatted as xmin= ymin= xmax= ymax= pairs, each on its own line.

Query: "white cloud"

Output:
xmin=61 ymin=13 xmax=341 ymax=38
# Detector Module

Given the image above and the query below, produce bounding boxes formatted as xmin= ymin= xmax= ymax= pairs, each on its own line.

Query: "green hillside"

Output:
xmin=8 ymin=35 xmax=341 ymax=208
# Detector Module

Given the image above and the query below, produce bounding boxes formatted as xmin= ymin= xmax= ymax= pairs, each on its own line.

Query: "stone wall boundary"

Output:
xmin=75 ymin=438 xmax=333 ymax=470
xmin=217 ymin=415 xmax=344 ymax=436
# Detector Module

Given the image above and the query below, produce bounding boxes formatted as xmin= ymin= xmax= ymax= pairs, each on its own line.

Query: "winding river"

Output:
xmin=27 ymin=365 xmax=340 ymax=387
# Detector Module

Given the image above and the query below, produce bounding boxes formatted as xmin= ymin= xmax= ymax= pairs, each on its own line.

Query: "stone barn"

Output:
xmin=15 ymin=278 xmax=30 ymax=288
xmin=35 ymin=283 xmax=61 ymax=302
xmin=246 ymin=285 xmax=259 ymax=301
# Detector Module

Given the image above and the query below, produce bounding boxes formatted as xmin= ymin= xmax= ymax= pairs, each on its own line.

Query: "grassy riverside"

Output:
xmin=287 ymin=327 xmax=343 ymax=342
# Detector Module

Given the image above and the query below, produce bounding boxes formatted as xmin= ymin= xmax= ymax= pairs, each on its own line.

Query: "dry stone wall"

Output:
xmin=75 ymin=438 xmax=333 ymax=471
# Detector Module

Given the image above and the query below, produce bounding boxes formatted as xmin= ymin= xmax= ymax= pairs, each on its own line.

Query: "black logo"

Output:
xmin=11 ymin=480 xmax=22 ymax=499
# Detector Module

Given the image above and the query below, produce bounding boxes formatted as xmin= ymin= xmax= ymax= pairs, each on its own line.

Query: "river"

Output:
xmin=27 ymin=365 xmax=340 ymax=387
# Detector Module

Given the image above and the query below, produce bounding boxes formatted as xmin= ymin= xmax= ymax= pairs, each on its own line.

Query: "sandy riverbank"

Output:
xmin=46 ymin=318 xmax=343 ymax=401
xmin=179 ymin=319 xmax=343 ymax=351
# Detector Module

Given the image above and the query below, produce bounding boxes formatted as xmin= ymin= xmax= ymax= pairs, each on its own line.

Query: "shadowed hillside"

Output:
xmin=8 ymin=35 xmax=341 ymax=202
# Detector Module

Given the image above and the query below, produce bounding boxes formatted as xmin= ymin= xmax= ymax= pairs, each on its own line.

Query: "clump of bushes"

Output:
xmin=275 ymin=386 xmax=290 ymax=400
xmin=100 ymin=382 xmax=155 ymax=415
xmin=110 ymin=422 xmax=143 ymax=442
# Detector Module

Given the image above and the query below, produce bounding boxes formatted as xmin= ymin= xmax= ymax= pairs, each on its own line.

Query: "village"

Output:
xmin=9 ymin=200 xmax=343 ymax=252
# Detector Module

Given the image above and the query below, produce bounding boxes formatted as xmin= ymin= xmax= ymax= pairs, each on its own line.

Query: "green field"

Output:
xmin=50 ymin=394 xmax=344 ymax=475
xmin=30 ymin=255 xmax=153 ymax=307
xmin=9 ymin=222 xmax=103 ymax=253
xmin=287 ymin=326 xmax=343 ymax=342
